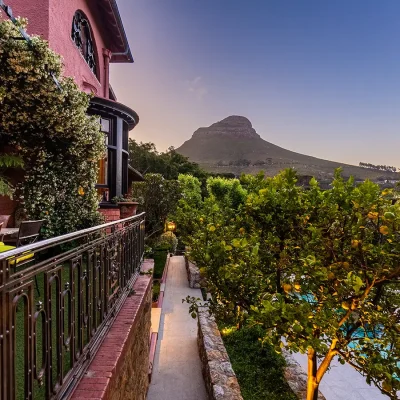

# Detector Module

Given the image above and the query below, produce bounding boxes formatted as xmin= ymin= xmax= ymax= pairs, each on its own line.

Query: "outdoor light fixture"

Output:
xmin=166 ymin=221 xmax=176 ymax=232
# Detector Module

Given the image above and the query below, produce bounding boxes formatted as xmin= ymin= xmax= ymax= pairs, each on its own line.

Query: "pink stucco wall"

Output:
xmin=0 ymin=0 xmax=49 ymax=39
xmin=3 ymin=0 xmax=110 ymax=98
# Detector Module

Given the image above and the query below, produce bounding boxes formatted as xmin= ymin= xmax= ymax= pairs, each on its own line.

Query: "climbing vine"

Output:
xmin=0 ymin=17 xmax=105 ymax=236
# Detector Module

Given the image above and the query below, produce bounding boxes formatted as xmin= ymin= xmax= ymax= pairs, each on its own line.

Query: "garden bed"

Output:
xmin=219 ymin=325 xmax=297 ymax=400
xmin=152 ymin=246 xmax=169 ymax=279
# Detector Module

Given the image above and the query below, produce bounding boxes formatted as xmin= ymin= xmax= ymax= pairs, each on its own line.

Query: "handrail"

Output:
xmin=0 ymin=212 xmax=146 ymax=260
xmin=0 ymin=212 xmax=146 ymax=400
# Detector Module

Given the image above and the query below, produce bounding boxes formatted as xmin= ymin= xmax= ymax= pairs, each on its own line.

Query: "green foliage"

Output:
xmin=0 ymin=18 xmax=104 ymax=237
xmin=158 ymin=231 xmax=178 ymax=253
xmin=174 ymin=174 xmax=203 ymax=240
xmin=176 ymin=169 xmax=400 ymax=398
xmin=220 ymin=325 xmax=297 ymax=400
xmin=110 ymin=194 xmax=137 ymax=204
xmin=152 ymin=280 xmax=161 ymax=302
xmin=128 ymin=140 xmax=208 ymax=180
xmin=152 ymin=248 xmax=168 ymax=279
xmin=0 ymin=154 xmax=24 ymax=197
xmin=131 ymin=173 xmax=181 ymax=238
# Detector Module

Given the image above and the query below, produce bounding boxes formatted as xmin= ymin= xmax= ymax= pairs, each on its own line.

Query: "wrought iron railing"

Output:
xmin=0 ymin=213 xmax=146 ymax=400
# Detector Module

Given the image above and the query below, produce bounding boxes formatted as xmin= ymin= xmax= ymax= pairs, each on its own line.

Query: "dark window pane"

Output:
xmin=122 ymin=122 xmax=129 ymax=151
xmin=108 ymin=149 xmax=117 ymax=199
xmin=122 ymin=154 xmax=128 ymax=195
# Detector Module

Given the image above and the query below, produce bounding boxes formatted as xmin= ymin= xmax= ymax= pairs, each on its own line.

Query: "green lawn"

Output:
xmin=220 ymin=325 xmax=297 ymax=400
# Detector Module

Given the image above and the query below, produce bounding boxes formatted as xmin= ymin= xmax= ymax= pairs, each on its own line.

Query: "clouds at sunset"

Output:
xmin=186 ymin=76 xmax=208 ymax=99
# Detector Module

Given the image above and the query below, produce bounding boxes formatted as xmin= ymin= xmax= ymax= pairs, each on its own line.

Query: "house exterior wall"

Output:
xmin=4 ymin=0 xmax=110 ymax=97
xmin=48 ymin=0 xmax=107 ymax=96
xmin=0 ymin=0 xmax=50 ymax=39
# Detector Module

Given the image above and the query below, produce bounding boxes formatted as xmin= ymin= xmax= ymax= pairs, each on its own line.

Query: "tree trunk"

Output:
xmin=307 ymin=349 xmax=319 ymax=400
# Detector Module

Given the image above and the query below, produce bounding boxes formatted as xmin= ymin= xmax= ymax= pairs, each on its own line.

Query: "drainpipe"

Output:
xmin=102 ymin=48 xmax=112 ymax=99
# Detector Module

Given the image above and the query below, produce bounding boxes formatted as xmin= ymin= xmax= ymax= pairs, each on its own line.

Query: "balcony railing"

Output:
xmin=0 ymin=213 xmax=146 ymax=400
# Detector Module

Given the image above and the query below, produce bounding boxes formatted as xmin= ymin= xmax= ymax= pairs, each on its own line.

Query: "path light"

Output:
xmin=166 ymin=221 xmax=176 ymax=232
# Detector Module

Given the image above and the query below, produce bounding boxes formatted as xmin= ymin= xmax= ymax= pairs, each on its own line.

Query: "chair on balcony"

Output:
xmin=4 ymin=219 xmax=45 ymax=247
xmin=3 ymin=219 xmax=45 ymax=296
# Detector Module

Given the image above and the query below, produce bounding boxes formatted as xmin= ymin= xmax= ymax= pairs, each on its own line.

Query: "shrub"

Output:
xmin=158 ymin=231 xmax=178 ymax=254
xmin=0 ymin=18 xmax=105 ymax=237
xmin=132 ymin=173 xmax=181 ymax=238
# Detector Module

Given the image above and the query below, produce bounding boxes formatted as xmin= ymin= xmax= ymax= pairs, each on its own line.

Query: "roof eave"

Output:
xmin=101 ymin=0 xmax=134 ymax=63
xmin=109 ymin=0 xmax=133 ymax=63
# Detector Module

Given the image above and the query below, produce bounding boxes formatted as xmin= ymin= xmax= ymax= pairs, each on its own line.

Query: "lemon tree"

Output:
xmin=177 ymin=169 xmax=400 ymax=400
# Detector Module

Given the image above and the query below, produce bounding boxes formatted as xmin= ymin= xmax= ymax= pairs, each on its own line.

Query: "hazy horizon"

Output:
xmin=110 ymin=0 xmax=400 ymax=168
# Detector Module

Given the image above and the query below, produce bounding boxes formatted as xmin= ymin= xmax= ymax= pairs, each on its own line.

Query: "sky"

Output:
xmin=110 ymin=0 xmax=400 ymax=167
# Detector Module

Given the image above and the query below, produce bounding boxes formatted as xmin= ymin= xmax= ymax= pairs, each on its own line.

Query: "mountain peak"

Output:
xmin=176 ymin=116 xmax=400 ymax=181
xmin=192 ymin=115 xmax=260 ymax=139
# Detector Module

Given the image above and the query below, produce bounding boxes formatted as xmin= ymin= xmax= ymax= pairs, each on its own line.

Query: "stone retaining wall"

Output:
xmin=283 ymin=350 xmax=326 ymax=400
xmin=197 ymin=311 xmax=243 ymax=400
xmin=185 ymin=257 xmax=202 ymax=288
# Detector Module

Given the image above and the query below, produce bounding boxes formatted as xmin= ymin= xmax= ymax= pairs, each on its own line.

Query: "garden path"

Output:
xmin=147 ymin=256 xmax=208 ymax=400
xmin=291 ymin=352 xmax=390 ymax=400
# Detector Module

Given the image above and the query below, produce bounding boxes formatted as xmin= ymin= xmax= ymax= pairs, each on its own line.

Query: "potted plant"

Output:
xmin=111 ymin=194 xmax=140 ymax=218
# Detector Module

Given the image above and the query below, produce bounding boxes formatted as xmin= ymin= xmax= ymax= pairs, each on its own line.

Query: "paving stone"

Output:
xmin=147 ymin=256 xmax=208 ymax=400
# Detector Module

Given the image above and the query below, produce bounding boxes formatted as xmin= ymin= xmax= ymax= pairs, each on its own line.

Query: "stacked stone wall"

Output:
xmin=197 ymin=311 xmax=243 ymax=400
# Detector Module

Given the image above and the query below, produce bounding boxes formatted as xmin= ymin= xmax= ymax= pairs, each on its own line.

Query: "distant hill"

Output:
xmin=176 ymin=116 xmax=399 ymax=182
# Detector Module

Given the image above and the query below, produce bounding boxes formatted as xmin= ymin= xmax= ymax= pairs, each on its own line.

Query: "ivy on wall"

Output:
xmin=0 ymin=18 xmax=105 ymax=237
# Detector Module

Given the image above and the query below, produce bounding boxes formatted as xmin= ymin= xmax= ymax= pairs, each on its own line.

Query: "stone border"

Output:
xmin=148 ymin=254 xmax=171 ymax=381
xmin=184 ymin=256 xmax=202 ymax=289
xmin=157 ymin=254 xmax=170 ymax=307
xmin=283 ymin=350 xmax=326 ymax=400
xmin=197 ymin=311 xmax=243 ymax=400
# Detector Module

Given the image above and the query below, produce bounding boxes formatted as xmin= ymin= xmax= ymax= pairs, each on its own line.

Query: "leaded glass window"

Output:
xmin=71 ymin=11 xmax=97 ymax=77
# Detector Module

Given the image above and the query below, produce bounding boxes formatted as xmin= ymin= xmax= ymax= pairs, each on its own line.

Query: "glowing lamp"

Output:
xmin=166 ymin=221 xmax=176 ymax=232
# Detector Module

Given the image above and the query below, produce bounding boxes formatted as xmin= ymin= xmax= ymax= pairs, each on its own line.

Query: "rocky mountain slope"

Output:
xmin=177 ymin=116 xmax=399 ymax=181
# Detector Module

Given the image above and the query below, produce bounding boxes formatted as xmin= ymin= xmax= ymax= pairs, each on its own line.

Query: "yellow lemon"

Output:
xmin=283 ymin=284 xmax=292 ymax=293
xmin=367 ymin=212 xmax=378 ymax=220
xmin=379 ymin=225 xmax=389 ymax=235
xmin=341 ymin=302 xmax=350 ymax=310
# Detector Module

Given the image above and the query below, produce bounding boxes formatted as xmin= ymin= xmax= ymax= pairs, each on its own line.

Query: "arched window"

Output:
xmin=71 ymin=11 xmax=97 ymax=77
